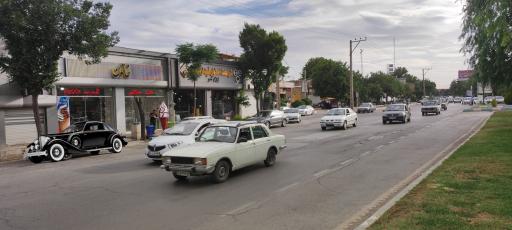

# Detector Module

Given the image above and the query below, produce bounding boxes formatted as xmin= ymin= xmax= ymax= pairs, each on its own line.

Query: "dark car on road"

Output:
xmin=248 ymin=110 xmax=288 ymax=128
xmin=382 ymin=104 xmax=411 ymax=124
xmin=24 ymin=121 xmax=128 ymax=163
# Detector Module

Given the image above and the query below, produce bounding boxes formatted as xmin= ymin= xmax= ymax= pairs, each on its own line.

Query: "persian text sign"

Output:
xmin=179 ymin=63 xmax=242 ymax=89
xmin=66 ymin=59 xmax=163 ymax=81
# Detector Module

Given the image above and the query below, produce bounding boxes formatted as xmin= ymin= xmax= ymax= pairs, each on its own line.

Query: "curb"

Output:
xmin=335 ymin=113 xmax=492 ymax=230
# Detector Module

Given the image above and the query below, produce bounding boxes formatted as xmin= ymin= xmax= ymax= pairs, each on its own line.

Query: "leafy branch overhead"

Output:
xmin=0 ymin=0 xmax=119 ymax=136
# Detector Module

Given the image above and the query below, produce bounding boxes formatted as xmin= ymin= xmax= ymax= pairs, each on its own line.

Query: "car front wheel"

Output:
xmin=281 ymin=119 xmax=286 ymax=127
xmin=109 ymin=138 xmax=123 ymax=153
xmin=264 ymin=148 xmax=277 ymax=167
xmin=212 ymin=160 xmax=230 ymax=183
xmin=29 ymin=156 xmax=44 ymax=164
xmin=173 ymin=173 xmax=188 ymax=181
xmin=342 ymin=121 xmax=347 ymax=130
xmin=48 ymin=144 xmax=65 ymax=162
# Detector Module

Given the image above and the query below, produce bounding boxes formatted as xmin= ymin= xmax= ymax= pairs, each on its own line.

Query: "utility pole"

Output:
xmin=422 ymin=67 xmax=431 ymax=98
xmin=349 ymin=37 xmax=367 ymax=108
xmin=393 ymin=37 xmax=396 ymax=69
xmin=360 ymin=49 xmax=364 ymax=77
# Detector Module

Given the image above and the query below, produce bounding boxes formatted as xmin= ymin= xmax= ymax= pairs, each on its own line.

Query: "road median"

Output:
xmin=368 ymin=111 xmax=512 ymax=229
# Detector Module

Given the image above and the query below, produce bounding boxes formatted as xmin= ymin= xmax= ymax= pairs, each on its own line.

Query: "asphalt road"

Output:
xmin=0 ymin=104 xmax=491 ymax=230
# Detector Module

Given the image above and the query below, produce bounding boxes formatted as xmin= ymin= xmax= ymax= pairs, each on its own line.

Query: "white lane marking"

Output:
xmin=388 ymin=141 xmax=395 ymax=144
xmin=375 ymin=145 xmax=384 ymax=150
xmin=276 ymin=182 xmax=300 ymax=193
xmin=226 ymin=201 xmax=257 ymax=215
xmin=361 ymin=151 xmax=371 ymax=157
xmin=339 ymin=159 xmax=355 ymax=166
xmin=368 ymin=135 xmax=383 ymax=141
xmin=314 ymin=168 xmax=335 ymax=178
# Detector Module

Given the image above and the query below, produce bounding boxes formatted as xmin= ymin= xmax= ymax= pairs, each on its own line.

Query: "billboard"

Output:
xmin=458 ymin=70 xmax=473 ymax=81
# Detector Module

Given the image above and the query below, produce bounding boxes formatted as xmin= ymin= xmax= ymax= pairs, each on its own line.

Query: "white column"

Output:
xmin=115 ymin=87 xmax=126 ymax=134
xmin=206 ymin=90 xmax=212 ymax=116
xmin=46 ymin=106 xmax=58 ymax=134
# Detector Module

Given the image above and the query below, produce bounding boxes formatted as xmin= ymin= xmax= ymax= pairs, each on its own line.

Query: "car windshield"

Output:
xmin=360 ymin=103 xmax=371 ymax=107
xmin=327 ymin=109 xmax=345 ymax=115
xmin=297 ymin=105 xmax=306 ymax=109
xmin=163 ymin=122 xmax=199 ymax=136
xmin=387 ymin=105 xmax=405 ymax=111
xmin=285 ymin=109 xmax=299 ymax=113
xmin=423 ymin=101 xmax=438 ymax=106
xmin=62 ymin=122 xmax=85 ymax=133
xmin=198 ymin=126 xmax=238 ymax=143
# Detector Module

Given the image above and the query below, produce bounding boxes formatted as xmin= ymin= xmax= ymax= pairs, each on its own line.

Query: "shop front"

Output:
xmin=176 ymin=62 xmax=242 ymax=120
xmin=49 ymin=47 xmax=177 ymax=135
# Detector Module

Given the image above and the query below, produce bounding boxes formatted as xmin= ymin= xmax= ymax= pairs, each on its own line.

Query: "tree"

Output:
xmin=175 ymin=43 xmax=219 ymax=116
xmin=238 ymin=23 xmax=287 ymax=114
xmin=461 ymin=0 xmax=512 ymax=94
xmin=0 ymin=0 xmax=119 ymax=136
xmin=306 ymin=58 xmax=349 ymax=102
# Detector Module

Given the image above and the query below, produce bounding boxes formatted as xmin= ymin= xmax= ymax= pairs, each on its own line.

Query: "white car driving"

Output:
xmin=297 ymin=105 xmax=315 ymax=116
xmin=161 ymin=122 xmax=286 ymax=183
xmin=320 ymin=108 xmax=358 ymax=130
xmin=145 ymin=119 xmax=224 ymax=161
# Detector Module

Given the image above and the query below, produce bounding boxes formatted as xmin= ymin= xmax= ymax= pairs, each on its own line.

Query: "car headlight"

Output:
xmin=193 ymin=158 xmax=207 ymax=165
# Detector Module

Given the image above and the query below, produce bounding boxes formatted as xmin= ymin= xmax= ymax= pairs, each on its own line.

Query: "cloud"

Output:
xmin=108 ymin=0 xmax=466 ymax=88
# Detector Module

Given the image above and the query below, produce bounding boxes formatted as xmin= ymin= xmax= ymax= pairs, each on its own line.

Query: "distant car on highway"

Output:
xmin=495 ymin=96 xmax=505 ymax=104
xmin=247 ymin=110 xmax=288 ymax=128
xmin=297 ymin=105 xmax=315 ymax=116
xmin=462 ymin=97 xmax=472 ymax=105
xmin=453 ymin=97 xmax=462 ymax=103
xmin=383 ymin=104 xmax=411 ymax=124
xmin=320 ymin=108 xmax=358 ymax=131
xmin=284 ymin=108 xmax=301 ymax=123
xmin=422 ymin=100 xmax=442 ymax=115
xmin=145 ymin=119 xmax=225 ymax=161
xmin=357 ymin=102 xmax=376 ymax=113
xmin=160 ymin=122 xmax=286 ymax=183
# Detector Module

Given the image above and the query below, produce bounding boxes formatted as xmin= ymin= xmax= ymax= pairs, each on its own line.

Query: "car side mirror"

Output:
xmin=237 ymin=137 xmax=248 ymax=143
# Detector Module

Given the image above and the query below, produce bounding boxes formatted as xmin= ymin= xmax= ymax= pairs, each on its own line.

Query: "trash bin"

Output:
xmin=146 ymin=125 xmax=155 ymax=138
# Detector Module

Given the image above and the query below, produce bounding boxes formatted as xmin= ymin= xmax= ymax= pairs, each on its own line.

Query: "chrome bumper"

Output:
xmin=23 ymin=150 xmax=47 ymax=159
xmin=160 ymin=163 xmax=215 ymax=175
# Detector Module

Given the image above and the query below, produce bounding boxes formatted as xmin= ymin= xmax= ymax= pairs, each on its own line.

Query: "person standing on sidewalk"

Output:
xmin=149 ymin=109 xmax=158 ymax=127
xmin=159 ymin=102 xmax=169 ymax=130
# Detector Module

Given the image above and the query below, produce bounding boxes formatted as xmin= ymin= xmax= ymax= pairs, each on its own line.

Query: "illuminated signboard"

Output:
xmin=60 ymin=87 xmax=103 ymax=96
xmin=179 ymin=63 xmax=242 ymax=89
xmin=458 ymin=70 xmax=473 ymax=81
xmin=126 ymin=89 xmax=156 ymax=96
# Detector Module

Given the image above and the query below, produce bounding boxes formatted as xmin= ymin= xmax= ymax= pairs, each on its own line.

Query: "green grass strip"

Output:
xmin=370 ymin=111 xmax=512 ymax=230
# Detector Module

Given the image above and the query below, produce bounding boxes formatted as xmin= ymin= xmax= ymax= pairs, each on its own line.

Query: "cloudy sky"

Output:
xmin=108 ymin=0 xmax=469 ymax=88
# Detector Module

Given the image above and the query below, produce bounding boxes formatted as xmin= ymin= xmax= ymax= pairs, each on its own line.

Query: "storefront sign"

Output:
xmin=66 ymin=59 xmax=163 ymax=81
xmin=179 ymin=63 xmax=242 ymax=89
xmin=61 ymin=87 xmax=103 ymax=96
xmin=57 ymin=97 xmax=70 ymax=133
xmin=112 ymin=64 xmax=131 ymax=79
xmin=126 ymin=89 xmax=156 ymax=96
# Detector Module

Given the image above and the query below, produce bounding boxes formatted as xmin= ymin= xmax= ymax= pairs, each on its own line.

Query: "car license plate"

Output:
xmin=148 ymin=151 xmax=160 ymax=157
xmin=175 ymin=171 xmax=190 ymax=176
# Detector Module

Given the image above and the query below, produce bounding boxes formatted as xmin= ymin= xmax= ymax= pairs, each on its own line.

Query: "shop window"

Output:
xmin=124 ymin=88 xmax=166 ymax=130
xmin=212 ymin=90 xmax=235 ymax=119
xmin=57 ymin=87 xmax=114 ymax=126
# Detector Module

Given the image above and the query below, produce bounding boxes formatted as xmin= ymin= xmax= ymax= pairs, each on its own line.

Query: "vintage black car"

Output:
xmin=24 ymin=121 xmax=128 ymax=163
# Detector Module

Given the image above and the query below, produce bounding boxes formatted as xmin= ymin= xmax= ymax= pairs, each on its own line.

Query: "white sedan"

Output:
xmin=145 ymin=119 xmax=224 ymax=161
xmin=320 ymin=108 xmax=358 ymax=130
xmin=297 ymin=105 xmax=315 ymax=116
xmin=161 ymin=122 xmax=286 ymax=183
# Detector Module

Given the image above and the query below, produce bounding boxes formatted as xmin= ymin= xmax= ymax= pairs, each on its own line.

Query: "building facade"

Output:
xmin=0 ymin=46 xmax=252 ymax=145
